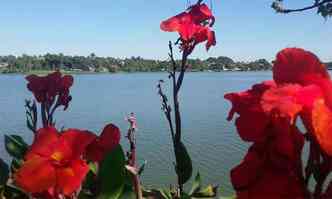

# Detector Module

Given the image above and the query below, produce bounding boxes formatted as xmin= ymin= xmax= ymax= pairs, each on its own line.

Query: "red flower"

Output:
xmin=26 ymin=71 xmax=74 ymax=109
xmin=231 ymin=119 xmax=307 ymax=199
xmin=160 ymin=3 xmax=216 ymax=51
xmin=85 ymin=124 xmax=121 ymax=162
xmin=224 ymin=48 xmax=332 ymax=198
xmin=272 ymin=48 xmax=332 ymax=156
xmin=15 ymin=127 xmax=96 ymax=196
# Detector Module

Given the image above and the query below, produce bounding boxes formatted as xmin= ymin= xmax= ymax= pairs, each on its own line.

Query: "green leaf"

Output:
xmin=4 ymin=135 xmax=28 ymax=159
xmin=89 ymin=162 xmax=98 ymax=175
xmin=189 ymin=172 xmax=202 ymax=195
xmin=192 ymin=185 xmax=218 ymax=198
xmin=97 ymin=145 xmax=126 ymax=199
xmin=313 ymin=164 xmax=321 ymax=183
xmin=180 ymin=192 xmax=191 ymax=199
xmin=0 ymin=159 xmax=9 ymax=186
xmin=138 ymin=160 xmax=147 ymax=176
xmin=119 ymin=184 xmax=135 ymax=199
xmin=158 ymin=189 xmax=172 ymax=199
xmin=175 ymin=141 xmax=193 ymax=185
xmin=3 ymin=185 xmax=29 ymax=199
xmin=219 ymin=196 xmax=236 ymax=199
xmin=10 ymin=158 xmax=23 ymax=173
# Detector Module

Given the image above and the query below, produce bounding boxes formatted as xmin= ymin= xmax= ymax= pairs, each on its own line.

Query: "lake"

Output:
xmin=0 ymin=71 xmax=273 ymax=195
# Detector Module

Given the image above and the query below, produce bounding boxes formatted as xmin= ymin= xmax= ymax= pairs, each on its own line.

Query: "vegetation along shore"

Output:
xmin=2 ymin=53 xmax=330 ymax=74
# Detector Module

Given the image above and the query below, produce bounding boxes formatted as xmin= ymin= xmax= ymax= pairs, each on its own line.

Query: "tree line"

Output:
xmin=0 ymin=53 xmax=329 ymax=73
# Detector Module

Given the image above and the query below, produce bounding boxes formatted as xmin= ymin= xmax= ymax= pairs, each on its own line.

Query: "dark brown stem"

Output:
xmin=159 ymin=41 xmax=191 ymax=197
xmin=41 ymin=103 xmax=48 ymax=127
xmin=281 ymin=0 xmax=331 ymax=13
xmin=126 ymin=119 xmax=143 ymax=199
xmin=196 ymin=0 xmax=203 ymax=5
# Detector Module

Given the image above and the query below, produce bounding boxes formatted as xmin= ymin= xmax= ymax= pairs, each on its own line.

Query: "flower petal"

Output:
xmin=85 ymin=124 xmax=121 ymax=162
xmin=312 ymin=99 xmax=332 ymax=155
xmin=56 ymin=159 xmax=89 ymax=196
xmin=61 ymin=129 xmax=97 ymax=159
xmin=160 ymin=12 xmax=191 ymax=32
xmin=15 ymin=155 xmax=56 ymax=194
xmin=99 ymin=124 xmax=121 ymax=151
xmin=273 ymin=48 xmax=330 ymax=85
xmin=189 ymin=3 xmax=214 ymax=23
xmin=26 ymin=127 xmax=59 ymax=159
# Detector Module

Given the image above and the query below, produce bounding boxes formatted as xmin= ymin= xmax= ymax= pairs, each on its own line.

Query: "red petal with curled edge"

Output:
xmin=225 ymin=81 xmax=276 ymax=119
xmin=192 ymin=26 xmax=216 ymax=51
xmin=273 ymin=48 xmax=330 ymax=85
xmin=225 ymin=81 xmax=276 ymax=142
xmin=60 ymin=129 xmax=97 ymax=159
xmin=46 ymin=72 xmax=62 ymax=97
xmin=312 ymin=99 xmax=332 ymax=156
xmin=160 ymin=12 xmax=191 ymax=32
xmin=261 ymin=84 xmax=324 ymax=122
xmin=261 ymin=84 xmax=303 ymax=120
xmin=268 ymin=118 xmax=305 ymax=170
xmin=99 ymin=124 xmax=121 ymax=151
xmin=85 ymin=124 xmax=121 ymax=162
xmin=178 ymin=21 xmax=198 ymax=41
xmin=236 ymin=166 xmax=307 ymax=199
xmin=235 ymin=110 xmax=269 ymax=142
xmin=61 ymin=75 xmax=74 ymax=89
xmin=85 ymin=142 xmax=105 ymax=162
xmin=233 ymin=142 xmax=307 ymax=199
xmin=231 ymin=144 xmax=264 ymax=190
xmin=160 ymin=12 xmax=197 ymax=41
xmin=189 ymin=3 xmax=214 ymax=23
xmin=25 ymin=75 xmax=47 ymax=102
xmin=26 ymin=127 xmax=59 ymax=159
xmin=15 ymin=155 xmax=56 ymax=194
xmin=206 ymin=30 xmax=216 ymax=50
xmin=56 ymin=159 xmax=89 ymax=196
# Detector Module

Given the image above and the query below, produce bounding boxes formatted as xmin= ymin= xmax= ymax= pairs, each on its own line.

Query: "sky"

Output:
xmin=0 ymin=0 xmax=331 ymax=62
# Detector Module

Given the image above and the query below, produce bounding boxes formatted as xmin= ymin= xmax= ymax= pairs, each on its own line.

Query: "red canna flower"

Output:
xmin=26 ymin=71 xmax=74 ymax=109
xmin=15 ymin=127 xmax=96 ymax=196
xmin=225 ymin=48 xmax=332 ymax=198
xmin=272 ymin=48 xmax=332 ymax=156
xmin=85 ymin=123 xmax=121 ymax=162
xmin=160 ymin=3 xmax=216 ymax=51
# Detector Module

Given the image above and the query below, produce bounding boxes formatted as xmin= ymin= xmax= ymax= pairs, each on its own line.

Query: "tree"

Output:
xmin=272 ymin=0 xmax=332 ymax=18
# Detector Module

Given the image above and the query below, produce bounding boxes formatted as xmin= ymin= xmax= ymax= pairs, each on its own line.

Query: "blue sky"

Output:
xmin=0 ymin=0 xmax=331 ymax=61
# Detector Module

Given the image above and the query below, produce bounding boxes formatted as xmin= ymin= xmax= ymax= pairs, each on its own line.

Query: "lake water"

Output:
xmin=0 ymin=71 xmax=273 ymax=195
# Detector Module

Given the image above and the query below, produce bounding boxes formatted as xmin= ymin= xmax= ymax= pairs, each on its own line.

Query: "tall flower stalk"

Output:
xmin=159 ymin=0 xmax=216 ymax=196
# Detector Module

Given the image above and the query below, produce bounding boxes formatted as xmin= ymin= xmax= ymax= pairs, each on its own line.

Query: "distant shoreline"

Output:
xmin=0 ymin=69 xmax=275 ymax=75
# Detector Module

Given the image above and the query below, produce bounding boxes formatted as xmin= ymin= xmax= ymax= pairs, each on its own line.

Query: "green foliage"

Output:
xmin=272 ymin=0 xmax=332 ymax=18
xmin=4 ymin=135 xmax=28 ymax=160
xmin=97 ymin=145 xmax=126 ymax=199
xmin=175 ymin=141 xmax=193 ymax=185
xmin=189 ymin=173 xmax=202 ymax=195
xmin=10 ymin=158 xmax=23 ymax=173
xmin=317 ymin=3 xmax=332 ymax=18
xmin=189 ymin=172 xmax=218 ymax=198
xmin=2 ymin=185 xmax=29 ymax=199
xmin=0 ymin=53 xmax=273 ymax=73
xmin=192 ymin=185 xmax=218 ymax=198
